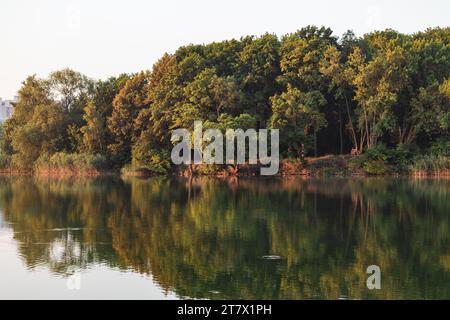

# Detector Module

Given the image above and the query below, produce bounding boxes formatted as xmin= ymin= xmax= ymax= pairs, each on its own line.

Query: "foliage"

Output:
xmin=409 ymin=139 xmax=450 ymax=174
xmin=107 ymin=72 xmax=151 ymax=167
xmin=351 ymin=144 xmax=418 ymax=175
xmin=410 ymin=155 xmax=450 ymax=174
xmin=81 ymin=75 xmax=130 ymax=155
xmin=429 ymin=139 xmax=450 ymax=157
xmin=269 ymin=85 xmax=327 ymax=157
xmin=1 ymin=26 xmax=449 ymax=174
xmin=131 ymin=139 xmax=171 ymax=175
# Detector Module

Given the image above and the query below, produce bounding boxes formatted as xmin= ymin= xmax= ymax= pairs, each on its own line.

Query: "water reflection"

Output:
xmin=0 ymin=176 xmax=449 ymax=299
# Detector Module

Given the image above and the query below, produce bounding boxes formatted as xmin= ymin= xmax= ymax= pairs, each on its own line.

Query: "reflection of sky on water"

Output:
xmin=0 ymin=177 xmax=449 ymax=300
xmin=0 ymin=220 xmax=178 ymax=300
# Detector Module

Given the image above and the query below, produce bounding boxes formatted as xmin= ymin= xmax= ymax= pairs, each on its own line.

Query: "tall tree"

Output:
xmin=81 ymin=75 xmax=130 ymax=155
xmin=269 ymin=85 xmax=327 ymax=158
xmin=238 ymin=33 xmax=281 ymax=124
xmin=108 ymin=72 xmax=150 ymax=167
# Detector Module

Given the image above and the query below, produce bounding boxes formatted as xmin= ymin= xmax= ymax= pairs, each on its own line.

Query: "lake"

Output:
xmin=0 ymin=176 xmax=449 ymax=300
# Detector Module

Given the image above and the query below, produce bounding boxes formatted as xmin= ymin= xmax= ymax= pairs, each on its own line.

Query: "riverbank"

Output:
xmin=2 ymin=154 xmax=450 ymax=178
xmin=169 ymin=155 xmax=450 ymax=178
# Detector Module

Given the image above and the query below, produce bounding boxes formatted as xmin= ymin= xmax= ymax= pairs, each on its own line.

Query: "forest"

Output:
xmin=0 ymin=26 xmax=449 ymax=175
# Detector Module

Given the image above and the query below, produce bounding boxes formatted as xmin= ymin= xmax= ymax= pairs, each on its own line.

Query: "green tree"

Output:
xmin=269 ymin=86 xmax=327 ymax=158
xmin=351 ymin=32 xmax=409 ymax=149
xmin=107 ymin=72 xmax=150 ymax=167
xmin=393 ymin=28 xmax=450 ymax=144
xmin=81 ymin=75 xmax=130 ymax=155
xmin=278 ymin=26 xmax=337 ymax=155
xmin=237 ymin=33 xmax=281 ymax=123
xmin=11 ymin=104 xmax=66 ymax=169
xmin=320 ymin=42 xmax=362 ymax=154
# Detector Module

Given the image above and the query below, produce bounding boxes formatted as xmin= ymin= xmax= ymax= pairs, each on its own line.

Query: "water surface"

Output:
xmin=0 ymin=176 xmax=449 ymax=299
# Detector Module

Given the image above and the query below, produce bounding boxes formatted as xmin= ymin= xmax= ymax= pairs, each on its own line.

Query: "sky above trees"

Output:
xmin=1 ymin=0 xmax=449 ymax=98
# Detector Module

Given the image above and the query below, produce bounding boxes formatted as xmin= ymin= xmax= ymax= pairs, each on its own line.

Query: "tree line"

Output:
xmin=0 ymin=26 xmax=449 ymax=173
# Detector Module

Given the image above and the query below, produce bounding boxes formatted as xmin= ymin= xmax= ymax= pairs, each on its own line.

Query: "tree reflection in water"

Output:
xmin=0 ymin=176 xmax=449 ymax=299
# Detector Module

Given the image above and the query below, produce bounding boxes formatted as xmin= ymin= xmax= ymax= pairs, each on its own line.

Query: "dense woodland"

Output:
xmin=0 ymin=26 xmax=449 ymax=174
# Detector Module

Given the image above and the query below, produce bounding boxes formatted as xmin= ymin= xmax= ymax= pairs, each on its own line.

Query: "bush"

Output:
xmin=362 ymin=159 xmax=393 ymax=175
xmin=195 ymin=164 xmax=224 ymax=175
xmin=351 ymin=145 xmax=393 ymax=175
xmin=351 ymin=144 xmax=417 ymax=175
xmin=390 ymin=144 xmax=418 ymax=172
xmin=131 ymin=145 xmax=171 ymax=175
xmin=429 ymin=139 xmax=450 ymax=157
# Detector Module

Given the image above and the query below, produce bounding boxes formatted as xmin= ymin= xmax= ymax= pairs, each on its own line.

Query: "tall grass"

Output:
xmin=35 ymin=153 xmax=108 ymax=174
xmin=410 ymin=155 xmax=450 ymax=175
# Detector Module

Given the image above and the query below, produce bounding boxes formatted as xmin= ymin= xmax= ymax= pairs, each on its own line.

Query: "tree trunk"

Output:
xmin=363 ymin=106 xmax=370 ymax=149
xmin=344 ymin=95 xmax=358 ymax=152
xmin=314 ymin=131 xmax=318 ymax=157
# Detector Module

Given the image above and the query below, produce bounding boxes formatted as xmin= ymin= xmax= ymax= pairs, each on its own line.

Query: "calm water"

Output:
xmin=0 ymin=176 xmax=449 ymax=300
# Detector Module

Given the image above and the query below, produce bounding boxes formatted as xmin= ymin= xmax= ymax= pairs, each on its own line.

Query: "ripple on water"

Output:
xmin=261 ymin=255 xmax=282 ymax=260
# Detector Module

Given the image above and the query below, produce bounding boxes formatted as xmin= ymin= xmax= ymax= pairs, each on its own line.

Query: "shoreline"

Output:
xmin=0 ymin=159 xmax=450 ymax=179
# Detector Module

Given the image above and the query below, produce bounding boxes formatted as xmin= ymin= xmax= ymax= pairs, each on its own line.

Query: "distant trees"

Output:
xmin=1 ymin=26 xmax=449 ymax=173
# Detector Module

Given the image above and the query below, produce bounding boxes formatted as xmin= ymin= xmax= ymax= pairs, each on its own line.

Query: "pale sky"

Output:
xmin=1 ymin=0 xmax=449 ymax=98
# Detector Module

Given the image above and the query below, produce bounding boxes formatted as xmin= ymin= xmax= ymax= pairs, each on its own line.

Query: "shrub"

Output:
xmin=195 ymin=164 xmax=224 ymax=176
xmin=429 ymin=139 xmax=450 ymax=157
xmin=350 ymin=144 xmax=418 ymax=175
xmin=362 ymin=159 xmax=393 ymax=175
xmin=351 ymin=145 xmax=393 ymax=175
xmin=131 ymin=145 xmax=171 ymax=175
xmin=390 ymin=144 xmax=418 ymax=172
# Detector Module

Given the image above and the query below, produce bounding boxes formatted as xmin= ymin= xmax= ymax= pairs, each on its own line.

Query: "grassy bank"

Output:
xmin=121 ymin=141 xmax=450 ymax=177
xmin=0 ymin=152 xmax=110 ymax=176
xmin=120 ymin=154 xmax=450 ymax=178
xmin=2 ymin=149 xmax=449 ymax=178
